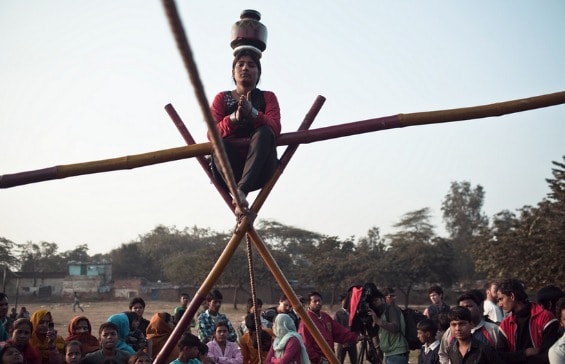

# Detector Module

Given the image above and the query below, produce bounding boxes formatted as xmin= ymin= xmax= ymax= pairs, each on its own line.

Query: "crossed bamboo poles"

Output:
xmin=157 ymin=0 xmax=338 ymax=362
xmin=2 ymin=0 xmax=565 ymax=362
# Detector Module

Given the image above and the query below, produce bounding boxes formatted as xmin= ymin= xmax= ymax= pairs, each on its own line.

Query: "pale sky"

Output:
xmin=1 ymin=1 xmax=564 ymax=255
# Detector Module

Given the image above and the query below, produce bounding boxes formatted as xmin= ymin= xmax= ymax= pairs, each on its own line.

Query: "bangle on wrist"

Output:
xmin=249 ymin=107 xmax=258 ymax=119
xmin=230 ymin=112 xmax=238 ymax=123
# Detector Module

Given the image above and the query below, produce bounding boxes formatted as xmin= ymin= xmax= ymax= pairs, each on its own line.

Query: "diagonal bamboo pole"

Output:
xmin=165 ymin=103 xmax=234 ymax=210
xmin=157 ymin=95 xmax=340 ymax=364
xmin=161 ymin=0 xmax=247 ymax=214
xmin=2 ymin=91 xmax=564 ymax=189
xmin=153 ymin=217 xmax=253 ymax=364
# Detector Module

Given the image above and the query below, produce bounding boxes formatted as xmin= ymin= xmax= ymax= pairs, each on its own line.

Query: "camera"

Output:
xmin=346 ymin=282 xmax=384 ymax=334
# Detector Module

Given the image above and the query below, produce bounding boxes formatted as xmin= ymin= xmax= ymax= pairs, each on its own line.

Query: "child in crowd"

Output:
xmin=240 ymin=313 xmax=273 ymax=364
xmin=65 ymin=316 xmax=100 ymax=355
xmin=417 ymin=319 xmax=439 ymax=364
xmin=206 ymin=321 xmax=243 ymax=364
xmin=81 ymin=322 xmax=130 ymax=364
xmin=64 ymin=340 xmax=82 ymax=364
xmin=0 ymin=344 xmax=24 ymax=364
xmin=2 ymin=318 xmax=41 ymax=364
xmin=124 ymin=312 xmax=146 ymax=352
xmin=106 ymin=313 xmax=135 ymax=354
xmin=127 ymin=352 xmax=152 ymax=364
xmin=446 ymin=307 xmax=503 ymax=364
xmin=171 ymin=333 xmax=201 ymax=364
xmin=198 ymin=341 xmax=215 ymax=364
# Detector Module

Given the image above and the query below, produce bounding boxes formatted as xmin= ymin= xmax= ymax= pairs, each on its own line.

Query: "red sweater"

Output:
xmin=298 ymin=310 xmax=358 ymax=363
xmin=210 ymin=90 xmax=281 ymax=138
xmin=265 ymin=336 xmax=302 ymax=364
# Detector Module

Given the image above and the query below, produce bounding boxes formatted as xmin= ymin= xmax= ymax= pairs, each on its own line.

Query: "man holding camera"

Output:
xmin=368 ymin=289 xmax=409 ymax=364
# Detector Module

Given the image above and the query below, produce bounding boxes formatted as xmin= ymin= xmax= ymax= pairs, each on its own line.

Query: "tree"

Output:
xmin=382 ymin=208 xmax=454 ymax=306
xmin=472 ymin=157 xmax=565 ymax=288
xmin=441 ymin=181 xmax=488 ymax=282
xmin=0 ymin=237 xmax=19 ymax=270
xmin=355 ymin=227 xmax=387 ymax=285
xmin=60 ymin=244 xmax=90 ymax=262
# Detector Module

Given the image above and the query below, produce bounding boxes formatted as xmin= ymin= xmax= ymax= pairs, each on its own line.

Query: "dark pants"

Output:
xmin=211 ymin=125 xmax=278 ymax=195
xmin=337 ymin=342 xmax=358 ymax=364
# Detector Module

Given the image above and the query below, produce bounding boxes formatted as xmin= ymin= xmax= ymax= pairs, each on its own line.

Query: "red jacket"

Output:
xmin=298 ymin=310 xmax=358 ymax=363
xmin=211 ymin=90 xmax=281 ymax=139
xmin=499 ymin=302 xmax=557 ymax=351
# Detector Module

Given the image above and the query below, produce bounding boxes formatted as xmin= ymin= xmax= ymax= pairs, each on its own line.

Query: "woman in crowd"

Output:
xmin=265 ymin=314 xmax=309 ymax=364
xmin=145 ymin=312 xmax=179 ymax=363
xmin=64 ymin=316 xmax=100 ymax=355
xmin=29 ymin=309 xmax=64 ymax=364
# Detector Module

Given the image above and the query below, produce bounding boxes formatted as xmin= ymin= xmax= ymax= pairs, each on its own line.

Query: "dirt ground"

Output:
xmin=15 ymin=299 xmax=243 ymax=335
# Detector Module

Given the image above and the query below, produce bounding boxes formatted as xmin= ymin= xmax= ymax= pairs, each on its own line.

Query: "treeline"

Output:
xmin=2 ymin=156 xmax=564 ymax=304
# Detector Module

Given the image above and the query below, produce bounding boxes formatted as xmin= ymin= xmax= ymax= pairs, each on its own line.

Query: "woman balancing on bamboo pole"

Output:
xmin=209 ymin=10 xmax=281 ymax=216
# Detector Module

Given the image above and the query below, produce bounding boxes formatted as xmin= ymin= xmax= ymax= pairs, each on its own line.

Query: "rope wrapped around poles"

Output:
xmin=161 ymin=0 xmax=246 ymax=212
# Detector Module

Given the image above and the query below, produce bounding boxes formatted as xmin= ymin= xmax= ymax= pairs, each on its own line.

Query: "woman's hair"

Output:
xmin=232 ymin=50 xmax=262 ymax=85
xmin=128 ymin=352 xmax=152 ymax=364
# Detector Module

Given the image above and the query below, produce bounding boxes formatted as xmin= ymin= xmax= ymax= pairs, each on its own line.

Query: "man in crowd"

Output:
xmin=498 ymin=278 xmax=560 ymax=363
xmin=483 ymin=282 xmax=503 ymax=324
xmin=197 ymin=289 xmax=237 ymax=343
xmin=0 ymin=293 xmax=12 ymax=341
xmin=438 ymin=291 xmax=502 ymax=363
xmin=299 ymin=291 xmax=359 ymax=363
xmin=262 ymin=294 xmax=300 ymax=330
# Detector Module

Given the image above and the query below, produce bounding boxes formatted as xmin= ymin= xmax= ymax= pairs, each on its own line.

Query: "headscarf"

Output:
xmin=272 ymin=314 xmax=309 ymax=364
xmin=29 ymin=309 xmax=65 ymax=363
xmin=64 ymin=316 xmax=100 ymax=354
xmin=145 ymin=313 xmax=179 ymax=363
xmin=107 ymin=313 xmax=135 ymax=354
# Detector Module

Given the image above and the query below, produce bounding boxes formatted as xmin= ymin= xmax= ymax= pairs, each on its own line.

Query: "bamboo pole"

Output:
xmin=164 ymin=103 xmax=235 ymax=209
xmin=154 ymin=217 xmax=252 ymax=364
xmin=155 ymin=96 xmax=338 ymax=364
xmin=2 ymin=91 xmax=564 ymax=189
